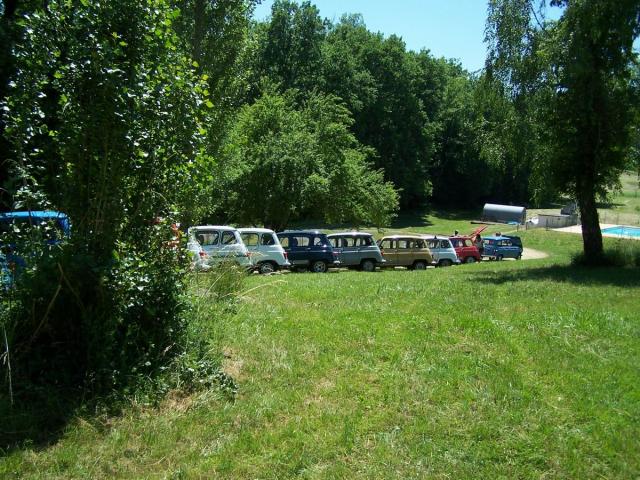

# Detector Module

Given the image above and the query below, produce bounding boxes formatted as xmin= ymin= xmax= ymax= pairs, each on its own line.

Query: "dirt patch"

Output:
xmin=222 ymin=347 xmax=244 ymax=381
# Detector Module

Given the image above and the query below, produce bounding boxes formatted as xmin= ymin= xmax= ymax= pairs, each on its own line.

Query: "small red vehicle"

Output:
xmin=449 ymin=226 xmax=486 ymax=264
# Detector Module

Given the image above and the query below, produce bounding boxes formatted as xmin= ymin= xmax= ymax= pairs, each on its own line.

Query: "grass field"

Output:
xmin=2 ymin=223 xmax=639 ymax=479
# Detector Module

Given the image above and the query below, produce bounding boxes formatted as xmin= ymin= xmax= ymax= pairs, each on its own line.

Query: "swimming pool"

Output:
xmin=602 ymin=225 xmax=640 ymax=238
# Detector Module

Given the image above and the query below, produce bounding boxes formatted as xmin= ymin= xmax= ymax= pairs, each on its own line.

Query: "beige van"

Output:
xmin=377 ymin=235 xmax=433 ymax=270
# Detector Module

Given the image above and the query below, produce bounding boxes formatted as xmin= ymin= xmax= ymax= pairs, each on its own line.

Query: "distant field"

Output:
xmin=528 ymin=172 xmax=640 ymax=226
xmin=3 ymin=226 xmax=639 ymax=479
xmin=599 ymin=172 xmax=640 ymax=225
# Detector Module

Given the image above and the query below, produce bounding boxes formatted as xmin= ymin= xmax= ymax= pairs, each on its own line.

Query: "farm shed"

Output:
xmin=482 ymin=203 xmax=526 ymax=224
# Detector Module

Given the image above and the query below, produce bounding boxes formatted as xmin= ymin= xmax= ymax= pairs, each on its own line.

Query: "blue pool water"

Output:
xmin=602 ymin=226 xmax=640 ymax=238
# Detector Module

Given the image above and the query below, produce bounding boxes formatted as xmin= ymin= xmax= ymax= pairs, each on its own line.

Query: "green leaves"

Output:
xmin=221 ymin=90 xmax=399 ymax=229
xmin=2 ymin=0 xmax=223 ymax=392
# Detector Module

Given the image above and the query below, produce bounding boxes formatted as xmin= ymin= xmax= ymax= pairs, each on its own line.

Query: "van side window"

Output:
xmin=261 ymin=233 xmax=276 ymax=246
xmin=398 ymin=239 xmax=411 ymax=249
xmin=279 ymin=236 xmax=289 ymax=248
xmin=241 ymin=233 xmax=259 ymax=246
xmin=440 ymin=240 xmax=450 ymax=249
xmin=360 ymin=236 xmax=373 ymax=246
xmin=221 ymin=231 xmax=237 ymax=245
xmin=197 ymin=231 xmax=219 ymax=246
xmin=380 ymin=239 xmax=394 ymax=249
xmin=343 ymin=237 xmax=356 ymax=247
xmin=293 ymin=236 xmax=310 ymax=247
xmin=415 ymin=239 xmax=425 ymax=248
xmin=312 ymin=236 xmax=325 ymax=246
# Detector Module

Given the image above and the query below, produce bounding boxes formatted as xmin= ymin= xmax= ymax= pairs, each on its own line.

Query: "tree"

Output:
xmin=220 ymin=90 xmax=398 ymax=230
xmin=486 ymin=0 xmax=640 ymax=260
xmin=172 ymin=0 xmax=256 ymax=154
xmin=252 ymin=0 xmax=327 ymax=96
xmin=2 ymin=0 xmax=211 ymax=391
xmin=0 ymin=0 xmax=46 ymax=210
xmin=323 ymin=20 xmax=433 ymax=208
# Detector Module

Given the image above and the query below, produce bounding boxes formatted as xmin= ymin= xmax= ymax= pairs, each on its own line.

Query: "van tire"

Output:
xmin=311 ymin=260 xmax=328 ymax=273
xmin=465 ymin=257 xmax=476 ymax=264
xmin=497 ymin=254 xmax=504 ymax=261
xmin=413 ymin=260 xmax=427 ymax=270
xmin=361 ymin=259 xmax=376 ymax=272
xmin=439 ymin=259 xmax=453 ymax=267
xmin=258 ymin=262 xmax=277 ymax=275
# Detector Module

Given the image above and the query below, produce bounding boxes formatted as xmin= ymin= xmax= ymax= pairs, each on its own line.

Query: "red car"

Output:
xmin=449 ymin=226 xmax=486 ymax=264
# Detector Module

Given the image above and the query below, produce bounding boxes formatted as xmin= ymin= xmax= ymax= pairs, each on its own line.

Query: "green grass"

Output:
xmin=598 ymin=172 xmax=640 ymax=226
xmin=2 ymin=229 xmax=640 ymax=478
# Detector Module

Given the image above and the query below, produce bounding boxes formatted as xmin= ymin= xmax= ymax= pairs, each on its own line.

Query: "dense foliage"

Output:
xmin=0 ymin=0 xmax=254 ymax=419
xmin=235 ymin=1 xmax=556 ymax=211
xmin=219 ymin=90 xmax=398 ymax=230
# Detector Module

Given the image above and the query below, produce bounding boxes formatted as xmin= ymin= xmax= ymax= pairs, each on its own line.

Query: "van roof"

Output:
xmin=278 ymin=230 xmax=325 ymax=235
xmin=238 ymin=227 xmax=275 ymax=234
xmin=188 ymin=225 xmax=238 ymax=232
xmin=0 ymin=210 xmax=68 ymax=219
xmin=327 ymin=231 xmax=373 ymax=237
xmin=380 ymin=234 xmax=424 ymax=240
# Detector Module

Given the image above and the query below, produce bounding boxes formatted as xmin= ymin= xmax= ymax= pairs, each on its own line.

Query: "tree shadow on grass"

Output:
xmin=0 ymin=386 xmax=83 ymax=455
xmin=467 ymin=264 xmax=640 ymax=288
xmin=390 ymin=208 xmax=479 ymax=229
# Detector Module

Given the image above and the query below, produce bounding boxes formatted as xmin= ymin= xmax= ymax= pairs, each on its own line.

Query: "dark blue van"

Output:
xmin=276 ymin=230 xmax=340 ymax=273
xmin=482 ymin=234 xmax=523 ymax=260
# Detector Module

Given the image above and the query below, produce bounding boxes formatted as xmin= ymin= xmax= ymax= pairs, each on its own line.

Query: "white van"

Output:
xmin=421 ymin=235 xmax=461 ymax=267
xmin=238 ymin=228 xmax=290 ymax=274
xmin=187 ymin=226 xmax=253 ymax=270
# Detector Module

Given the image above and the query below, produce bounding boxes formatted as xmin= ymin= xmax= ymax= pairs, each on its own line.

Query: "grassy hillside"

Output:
xmin=2 ymin=228 xmax=639 ymax=479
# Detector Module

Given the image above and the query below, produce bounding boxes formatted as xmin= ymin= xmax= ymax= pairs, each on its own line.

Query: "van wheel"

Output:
xmin=310 ymin=260 xmax=328 ymax=273
xmin=361 ymin=259 xmax=376 ymax=272
xmin=413 ymin=260 xmax=427 ymax=270
xmin=439 ymin=259 xmax=453 ymax=267
xmin=465 ymin=257 xmax=476 ymax=264
xmin=497 ymin=254 xmax=504 ymax=261
xmin=258 ymin=262 xmax=276 ymax=274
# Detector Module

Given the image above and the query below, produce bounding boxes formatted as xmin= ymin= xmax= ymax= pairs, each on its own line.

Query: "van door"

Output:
xmin=329 ymin=236 xmax=343 ymax=263
xmin=289 ymin=235 xmax=311 ymax=266
xmin=196 ymin=230 xmax=220 ymax=260
xmin=341 ymin=236 xmax=360 ymax=266
xmin=427 ymin=239 xmax=440 ymax=262
xmin=395 ymin=238 xmax=414 ymax=266
xmin=379 ymin=239 xmax=397 ymax=266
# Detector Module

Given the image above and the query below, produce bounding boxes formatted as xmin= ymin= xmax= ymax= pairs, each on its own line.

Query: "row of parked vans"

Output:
xmin=187 ymin=225 xmax=524 ymax=274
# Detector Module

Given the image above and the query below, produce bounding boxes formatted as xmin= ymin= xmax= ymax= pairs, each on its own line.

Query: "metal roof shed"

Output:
xmin=482 ymin=203 xmax=526 ymax=224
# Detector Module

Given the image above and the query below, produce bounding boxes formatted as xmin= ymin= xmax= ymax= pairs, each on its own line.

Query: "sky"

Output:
xmin=253 ymin=0 xmax=493 ymax=73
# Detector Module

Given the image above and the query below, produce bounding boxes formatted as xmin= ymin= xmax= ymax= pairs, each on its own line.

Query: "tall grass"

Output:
xmin=572 ymin=238 xmax=640 ymax=267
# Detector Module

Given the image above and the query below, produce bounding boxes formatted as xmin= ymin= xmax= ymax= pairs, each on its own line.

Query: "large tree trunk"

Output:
xmin=576 ymin=173 xmax=604 ymax=263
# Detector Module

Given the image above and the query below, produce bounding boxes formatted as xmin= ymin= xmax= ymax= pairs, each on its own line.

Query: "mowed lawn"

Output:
xmin=2 ymin=229 xmax=640 ymax=479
